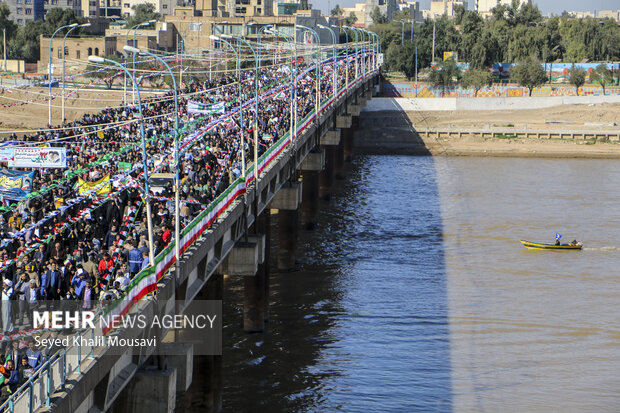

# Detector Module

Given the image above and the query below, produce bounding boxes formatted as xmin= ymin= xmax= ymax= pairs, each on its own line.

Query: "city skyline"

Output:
xmin=316 ymin=0 xmax=620 ymax=16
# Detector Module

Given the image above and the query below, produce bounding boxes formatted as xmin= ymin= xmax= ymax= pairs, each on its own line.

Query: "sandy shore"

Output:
xmin=0 ymin=86 xmax=161 ymax=136
xmin=356 ymin=104 xmax=620 ymax=158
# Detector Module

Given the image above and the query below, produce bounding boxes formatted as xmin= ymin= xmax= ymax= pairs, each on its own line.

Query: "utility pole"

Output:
xmin=3 ymin=29 xmax=6 ymax=72
xmin=432 ymin=19 xmax=436 ymax=63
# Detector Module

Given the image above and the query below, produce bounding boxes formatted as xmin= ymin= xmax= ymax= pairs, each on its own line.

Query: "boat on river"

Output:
xmin=520 ymin=240 xmax=583 ymax=250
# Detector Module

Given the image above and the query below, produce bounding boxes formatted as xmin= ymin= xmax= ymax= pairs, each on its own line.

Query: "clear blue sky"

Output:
xmin=315 ymin=0 xmax=619 ymax=15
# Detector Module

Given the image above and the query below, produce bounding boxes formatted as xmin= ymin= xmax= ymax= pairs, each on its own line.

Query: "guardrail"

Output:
xmin=0 ymin=59 xmax=378 ymax=413
xmin=416 ymin=128 xmax=620 ymax=141
xmin=0 ymin=330 xmax=96 ymax=412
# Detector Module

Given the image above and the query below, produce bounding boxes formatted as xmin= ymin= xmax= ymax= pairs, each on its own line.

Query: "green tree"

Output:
xmin=330 ymin=4 xmax=343 ymax=16
xmin=429 ymin=58 xmax=461 ymax=89
xmin=461 ymin=68 xmax=491 ymax=96
xmin=126 ymin=4 xmax=160 ymax=29
xmin=589 ymin=64 xmax=612 ymax=95
xmin=345 ymin=12 xmax=358 ymax=26
xmin=386 ymin=42 xmax=416 ymax=79
xmin=369 ymin=6 xmax=388 ymax=25
xmin=511 ymin=56 xmax=547 ymax=96
xmin=85 ymin=55 xmax=122 ymax=89
xmin=568 ymin=64 xmax=586 ymax=95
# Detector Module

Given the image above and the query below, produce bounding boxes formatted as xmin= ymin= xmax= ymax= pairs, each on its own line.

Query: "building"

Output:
xmin=569 ymin=11 xmax=595 ymax=19
xmin=164 ymin=6 xmax=336 ymax=53
xmin=397 ymin=0 xmax=422 ymax=22
xmin=276 ymin=2 xmax=300 ymax=16
xmin=597 ymin=10 xmax=620 ymax=22
xmin=43 ymin=0 xmax=83 ymax=18
xmin=39 ymin=34 xmax=117 ymax=73
xmin=424 ymin=0 xmax=466 ymax=19
xmin=476 ymin=0 xmax=529 ymax=14
xmin=341 ymin=2 xmax=367 ymax=26
xmin=365 ymin=0 xmax=398 ymax=24
xmin=2 ymin=0 xmax=45 ymax=26
xmin=37 ymin=22 xmax=175 ymax=72
xmin=195 ymin=0 xmax=273 ymax=17
xmin=120 ymin=0 xmax=179 ymax=18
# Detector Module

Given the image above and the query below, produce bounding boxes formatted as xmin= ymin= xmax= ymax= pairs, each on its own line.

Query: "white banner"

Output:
xmin=11 ymin=147 xmax=67 ymax=168
xmin=0 ymin=148 xmax=13 ymax=163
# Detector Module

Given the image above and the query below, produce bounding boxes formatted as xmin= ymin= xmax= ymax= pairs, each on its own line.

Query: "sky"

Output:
xmin=313 ymin=0 xmax=620 ymax=16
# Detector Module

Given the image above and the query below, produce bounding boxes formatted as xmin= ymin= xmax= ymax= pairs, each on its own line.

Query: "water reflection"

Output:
xmin=222 ymin=156 xmax=452 ymax=412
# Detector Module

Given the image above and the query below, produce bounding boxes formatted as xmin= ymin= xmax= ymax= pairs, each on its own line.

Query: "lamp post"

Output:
xmin=124 ymin=45 xmax=180 ymax=276
xmin=180 ymin=23 xmax=203 ymax=88
xmin=48 ymin=23 xmax=77 ymax=126
xmin=332 ymin=25 xmax=349 ymax=89
xmin=88 ymin=55 xmax=155 ymax=266
xmin=222 ymin=35 xmax=259 ymax=198
xmin=400 ymin=20 xmax=405 ymax=45
xmin=125 ymin=20 xmax=156 ymax=106
xmin=351 ymin=27 xmax=366 ymax=77
xmin=266 ymin=29 xmax=296 ymax=141
xmin=210 ymin=35 xmax=246 ymax=179
xmin=343 ymin=25 xmax=358 ymax=84
xmin=318 ymin=24 xmax=337 ymax=101
xmin=62 ymin=22 xmax=90 ymax=124
xmin=297 ymin=25 xmax=321 ymax=120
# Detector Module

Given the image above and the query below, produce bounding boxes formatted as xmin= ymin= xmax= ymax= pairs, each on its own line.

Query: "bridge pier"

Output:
xmin=299 ymin=149 xmax=324 ymax=230
xmin=185 ymin=274 xmax=223 ymax=412
xmin=271 ymin=181 xmax=302 ymax=271
xmin=319 ymin=129 xmax=340 ymax=200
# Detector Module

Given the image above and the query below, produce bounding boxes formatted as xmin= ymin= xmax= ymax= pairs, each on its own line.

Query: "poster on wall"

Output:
xmin=0 ymin=169 xmax=35 ymax=200
xmin=10 ymin=147 xmax=67 ymax=168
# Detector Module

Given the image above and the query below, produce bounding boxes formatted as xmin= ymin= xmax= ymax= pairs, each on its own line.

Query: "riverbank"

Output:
xmin=356 ymin=104 xmax=620 ymax=158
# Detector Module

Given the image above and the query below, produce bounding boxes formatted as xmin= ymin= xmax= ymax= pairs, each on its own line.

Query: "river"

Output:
xmin=221 ymin=155 xmax=620 ymax=412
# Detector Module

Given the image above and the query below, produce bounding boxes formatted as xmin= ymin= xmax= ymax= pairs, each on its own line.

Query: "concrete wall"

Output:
xmin=363 ymin=96 xmax=620 ymax=112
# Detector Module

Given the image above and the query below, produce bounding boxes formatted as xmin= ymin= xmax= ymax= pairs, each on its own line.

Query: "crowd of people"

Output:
xmin=0 ymin=50 xmax=372 ymax=398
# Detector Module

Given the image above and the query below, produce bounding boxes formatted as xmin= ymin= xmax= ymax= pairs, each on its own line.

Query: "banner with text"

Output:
xmin=11 ymin=147 xmax=67 ymax=168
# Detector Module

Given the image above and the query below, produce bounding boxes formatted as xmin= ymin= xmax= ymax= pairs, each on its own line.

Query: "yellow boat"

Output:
xmin=520 ymin=240 xmax=583 ymax=250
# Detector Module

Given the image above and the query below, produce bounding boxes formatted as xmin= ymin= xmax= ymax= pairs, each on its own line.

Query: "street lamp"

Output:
xmin=48 ymin=22 xmax=78 ymax=126
xmin=124 ymin=45 xmax=181 ymax=276
xmin=317 ymin=24 xmax=337 ymax=101
xmin=88 ymin=55 xmax=155 ymax=266
xmin=180 ymin=23 xmax=203 ymax=87
xmin=343 ymin=26 xmax=359 ymax=84
xmin=332 ymin=25 xmax=349 ymax=88
xmin=62 ymin=22 xmax=90 ymax=124
xmin=209 ymin=35 xmax=246 ymax=179
xmin=222 ymin=35 xmax=259 ymax=199
xmin=297 ymin=25 xmax=321 ymax=120
xmin=124 ymin=20 xmax=156 ymax=106
xmin=266 ymin=29 xmax=296 ymax=140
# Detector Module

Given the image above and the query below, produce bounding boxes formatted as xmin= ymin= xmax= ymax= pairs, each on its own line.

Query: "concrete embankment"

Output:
xmin=364 ymin=95 xmax=620 ymax=112
xmin=355 ymin=102 xmax=620 ymax=158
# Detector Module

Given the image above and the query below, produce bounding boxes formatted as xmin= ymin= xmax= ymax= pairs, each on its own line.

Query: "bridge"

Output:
xmin=7 ymin=61 xmax=379 ymax=413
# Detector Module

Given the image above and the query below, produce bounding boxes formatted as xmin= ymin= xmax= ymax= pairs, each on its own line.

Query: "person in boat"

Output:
xmin=554 ymin=233 xmax=562 ymax=246
xmin=569 ymin=240 xmax=578 ymax=246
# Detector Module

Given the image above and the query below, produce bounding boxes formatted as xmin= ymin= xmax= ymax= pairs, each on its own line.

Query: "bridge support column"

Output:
xmin=242 ymin=235 xmax=265 ymax=332
xmin=299 ymin=149 xmax=324 ymax=230
xmin=112 ymin=366 xmax=177 ymax=413
xmin=271 ymin=182 xmax=302 ymax=271
xmin=256 ymin=211 xmax=271 ymax=322
xmin=319 ymin=129 xmax=340 ymax=201
xmin=342 ymin=126 xmax=354 ymax=162
xmin=300 ymin=170 xmax=319 ymax=229
xmin=185 ymin=274 xmax=223 ymax=412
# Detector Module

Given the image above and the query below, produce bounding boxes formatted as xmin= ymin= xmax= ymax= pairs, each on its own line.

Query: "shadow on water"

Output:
xmin=221 ymin=145 xmax=451 ymax=410
xmin=354 ymin=110 xmax=432 ymax=156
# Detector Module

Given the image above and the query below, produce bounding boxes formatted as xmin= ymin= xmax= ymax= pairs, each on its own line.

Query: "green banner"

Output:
xmin=118 ymin=162 xmax=132 ymax=172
